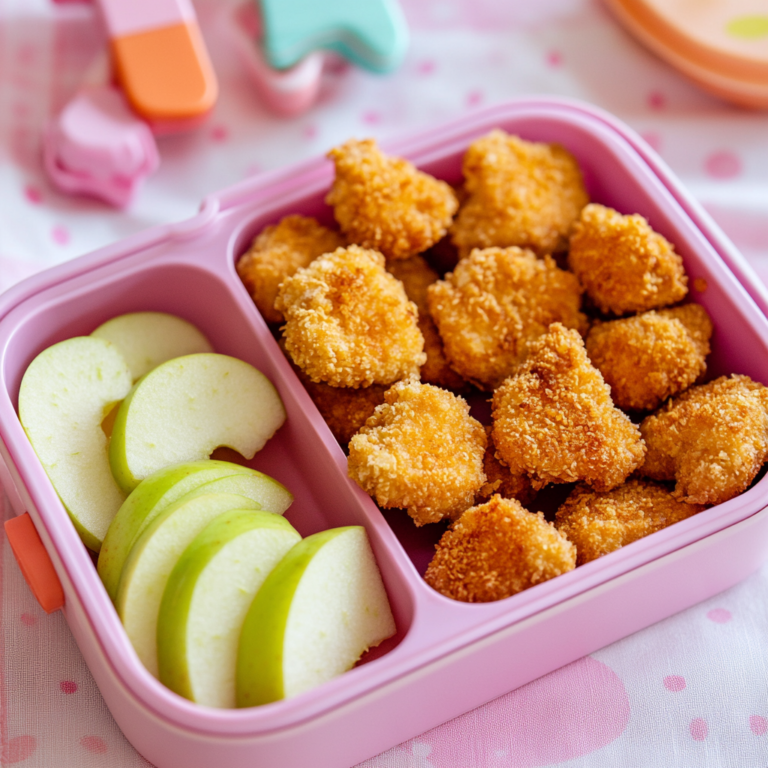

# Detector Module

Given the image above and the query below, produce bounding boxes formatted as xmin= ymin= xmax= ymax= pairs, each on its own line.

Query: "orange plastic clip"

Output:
xmin=5 ymin=513 xmax=65 ymax=614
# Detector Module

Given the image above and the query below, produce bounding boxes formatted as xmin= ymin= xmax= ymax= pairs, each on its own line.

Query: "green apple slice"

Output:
xmin=236 ymin=526 xmax=396 ymax=707
xmin=109 ymin=354 xmax=286 ymax=493
xmin=117 ymin=492 xmax=262 ymax=678
xmin=91 ymin=312 xmax=213 ymax=382
xmin=18 ymin=337 xmax=132 ymax=551
xmin=98 ymin=460 xmax=293 ymax=602
xmin=157 ymin=510 xmax=301 ymax=708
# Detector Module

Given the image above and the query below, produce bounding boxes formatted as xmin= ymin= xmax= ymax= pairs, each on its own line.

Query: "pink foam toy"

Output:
xmin=229 ymin=3 xmax=325 ymax=117
xmin=4 ymin=99 xmax=768 ymax=768
xmin=43 ymin=85 xmax=159 ymax=208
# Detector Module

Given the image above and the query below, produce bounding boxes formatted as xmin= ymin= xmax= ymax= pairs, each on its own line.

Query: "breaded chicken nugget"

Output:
xmin=587 ymin=304 xmax=713 ymax=411
xmin=427 ymin=247 xmax=588 ymax=391
xmin=568 ymin=204 xmax=688 ymax=315
xmin=326 ymin=139 xmax=458 ymax=261
xmin=236 ymin=215 xmax=345 ymax=323
xmin=450 ymin=130 xmax=588 ymax=258
xmin=424 ymin=495 xmax=576 ymax=602
xmin=386 ymin=256 xmax=468 ymax=391
xmin=347 ymin=380 xmax=487 ymax=526
xmin=476 ymin=426 xmax=536 ymax=506
xmin=276 ymin=246 xmax=425 ymax=388
xmin=555 ymin=480 xmax=706 ymax=565
xmin=492 ymin=323 xmax=646 ymax=491
xmin=639 ymin=375 xmax=768 ymax=505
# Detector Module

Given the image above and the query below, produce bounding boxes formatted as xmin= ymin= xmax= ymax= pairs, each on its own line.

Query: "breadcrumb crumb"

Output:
xmin=424 ymin=495 xmax=576 ymax=602
xmin=386 ymin=256 xmax=468 ymax=391
xmin=639 ymin=375 xmax=768 ymax=505
xmin=427 ymin=247 xmax=587 ymax=390
xmin=586 ymin=304 xmax=713 ymax=411
xmin=555 ymin=480 xmax=706 ymax=565
xmin=568 ymin=204 xmax=688 ymax=315
xmin=492 ymin=323 xmax=646 ymax=491
xmin=236 ymin=215 xmax=345 ymax=323
xmin=276 ymin=246 xmax=426 ymax=387
xmin=326 ymin=139 xmax=458 ymax=260
xmin=450 ymin=130 xmax=588 ymax=258
xmin=347 ymin=380 xmax=487 ymax=525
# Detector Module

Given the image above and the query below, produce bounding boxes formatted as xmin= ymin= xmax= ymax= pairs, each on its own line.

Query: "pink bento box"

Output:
xmin=2 ymin=99 xmax=768 ymax=768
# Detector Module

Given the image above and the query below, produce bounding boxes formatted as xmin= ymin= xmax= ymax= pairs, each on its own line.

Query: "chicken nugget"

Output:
xmin=427 ymin=247 xmax=587 ymax=390
xmin=326 ymin=139 xmax=458 ymax=261
xmin=476 ymin=426 xmax=536 ymax=505
xmin=450 ymin=130 xmax=588 ymax=258
xmin=639 ymin=375 xmax=768 ymax=505
xmin=236 ymin=215 xmax=345 ymax=323
xmin=276 ymin=246 xmax=425 ymax=388
xmin=347 ymin=380 xmax=487 ymax=526
xmin=424 ymin=495 xmax=576 ymax=602
xmin=586 ymin=304 xmax=713 ymax=411
xmin=568 ymin=204 xmax=688 ymax=315
xmin=555 ymin=480 xmax=705 ymax=565
xmin=386 ymin=256 xmax=469 ymax=391
xmin=492 ymin=323 xmax=646 ymax=491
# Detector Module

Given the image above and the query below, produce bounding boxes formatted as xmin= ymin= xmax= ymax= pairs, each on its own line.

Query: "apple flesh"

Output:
xmin=98 ymin=460 xmax=293 ymax=602
xmin=157 ymin=510 xmax=301 ymax=708
xmin=117 ymin=492 xmax=262 ymax=677
xmin=236 ymin=526 xmax=396 ymax=707
xmin=91 ymin=311 xmax=213 ymax=381
xmin=109 ymin=354 xmax=286 ymax=493
xmin=18 ymin=337 xmax=132 ymax=551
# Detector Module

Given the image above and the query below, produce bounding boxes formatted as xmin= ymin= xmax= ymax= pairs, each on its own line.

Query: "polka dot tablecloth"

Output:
xmin=2 ymin=0 xmax=768 ymax=766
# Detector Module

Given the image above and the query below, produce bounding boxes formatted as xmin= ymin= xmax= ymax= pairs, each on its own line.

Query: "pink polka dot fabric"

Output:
xmin=2 ymin=1 xmax=768 ymax=767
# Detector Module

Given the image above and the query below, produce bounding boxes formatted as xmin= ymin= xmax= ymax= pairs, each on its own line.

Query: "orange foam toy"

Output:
xmin=5 ymin=513 xmax=65 ymax=614
xmin=604 ymin=0 xmax=768 ymax=108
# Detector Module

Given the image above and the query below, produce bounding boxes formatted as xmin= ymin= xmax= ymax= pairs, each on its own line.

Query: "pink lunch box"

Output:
xmin=1 ymin=98 xmax=768 ymax=768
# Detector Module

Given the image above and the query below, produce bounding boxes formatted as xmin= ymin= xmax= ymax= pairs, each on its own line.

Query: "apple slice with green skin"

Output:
xmin=19 ymin=337 xmax=132 ymax=551
xmin=98 ymin=460 xmax=293 ymax=602
xmin=157 ymin=509 xmax=301 ymax=708
xmin=91 ymin=312 xmax=213 ymax=382
xmin=117 ymin=492 xmax=262 ymax=678
xmin=109 ymin=354 xmax=286 ymax=494
xmin=236 ymin=526 xmax=396 ymax=707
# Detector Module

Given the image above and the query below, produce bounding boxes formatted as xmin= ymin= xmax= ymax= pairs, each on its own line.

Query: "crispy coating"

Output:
xmin=476 ymin=426 xmax=536 ymax=506
xmin=568 ymin=204 xmax=688 ymax=315
xmin=386 ymin=256 xmax=469 ymax=391
xmin=427 ymin=247 xmax=588 ymax=391
xmin=424 ymin=495 xmax=576 ymax=602
xmin=450 ymin=130 xmax=588 ymax=258
xmin=326 ymin=139 xmax=458 ymax=261
xmin=555 ymin=480 xmax=706 ymax=565
xmin=639 ymin=375 xmax=768 ymax=505
xmin=236 ymin=215 xmax=345 ymax=323
xmin=276 ymin=246 xmax=426 ymax=387
xmin=492 ymin=323 xmax=646 ymax=491
xmin=587 ymin=304 xmax=713 ymax=411
xmin=347 ymin=380 xmax=487 ymax=526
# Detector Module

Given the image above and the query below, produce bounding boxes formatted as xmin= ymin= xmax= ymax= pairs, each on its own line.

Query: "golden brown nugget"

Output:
xmin=568 ymin=204 xmax=688 ymax=315
xmin=326 ymin=139 xmax=458 ymax=261
xmin=476 ymin=426 xmax=536 ymax=506
xmin=555 ymin=480 xmax=706 ymax=565
xmin=586 ymin=304 xmax=713 ymax=411
xmin=386 ymin=256 xmax=468 ymax=391
xmin=639 ymin=375 xmax=768 ymax=505
xmin=492 ymin=323 xmax=646 ymax=491
xmin=276 ymin=246 xmax=426 ymax=388
xmin=424 ymin=495 xmax=576 ymax=602
xmin=236 ymin=215 xmax=345 ymax=324
xmin=450 ymin=130 xmax=588 ymax=258
xmin=427 ymin=247 xmax=587 ymax=391
xmin=347 ymin=380 xmax=487 ymax=526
